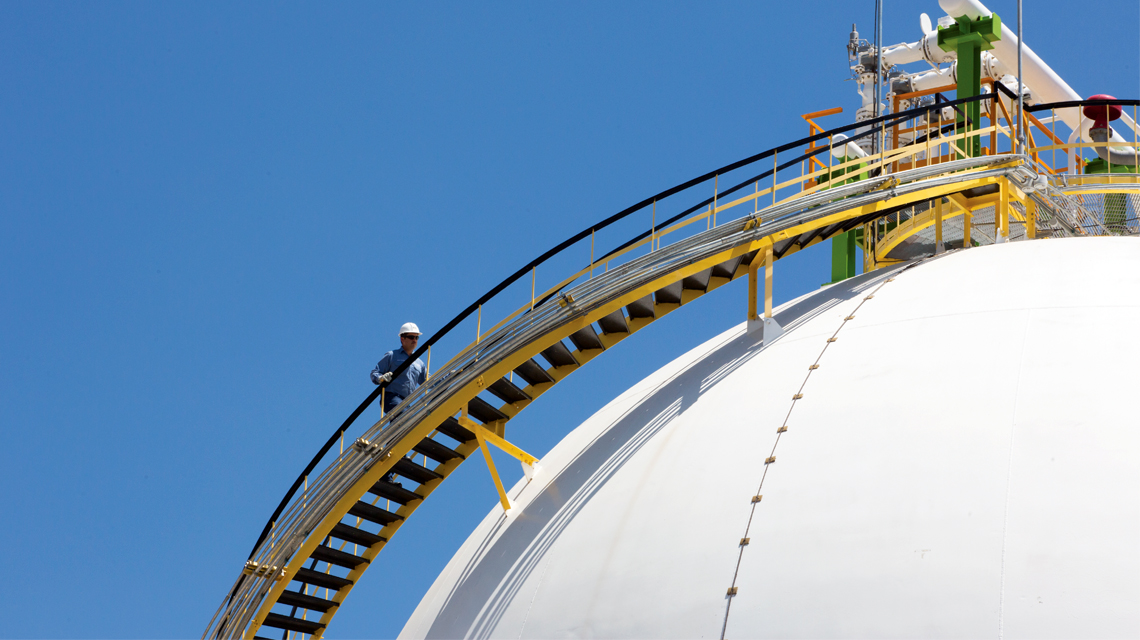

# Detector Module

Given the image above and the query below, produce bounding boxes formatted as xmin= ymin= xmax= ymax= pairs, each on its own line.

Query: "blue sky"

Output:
xmin=2 ymin=2 xmax=1137 ymax=637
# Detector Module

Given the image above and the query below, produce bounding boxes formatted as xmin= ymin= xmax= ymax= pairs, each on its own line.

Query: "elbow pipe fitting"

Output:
xmin=1088 ymin=127 xmax=1138 ymax=167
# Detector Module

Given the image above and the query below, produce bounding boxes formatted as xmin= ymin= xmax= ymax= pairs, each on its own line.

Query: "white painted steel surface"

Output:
xmin=401 ymin=237 xmax=1140 ymax=639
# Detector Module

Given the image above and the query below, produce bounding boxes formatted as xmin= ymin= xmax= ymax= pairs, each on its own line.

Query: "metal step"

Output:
xmin=347 ymin=501 xmax=403 ymax=527
xmin=513 ymin=358 xmax=555 ymax=386
xmin=393 ymin=457 xmax=443 ymax=484
xmin=368 ymin=478 xmax=423 ymax=505
xmin=655 ymin=280 xmax=683 ymax=305
xmin=294 ymin=567 xmax=352 ymax=591
xmin=626 ymin=294 xmax=655 ymax=319
xmin=310 ymin=544 xmax=369 ymax=570
xmin=596 ymin=309 xmax=629 ymax=334
xmin=277 ymin=588 xmax=337 ymax=613
xmin=711 ymin=255 xmax=744 ymax=279
xmin=414 ymin=437 xmax=464 ymax=463
xmin=329 ymin=523 xmax=385 ymax=547
xmin=468 ymin=396 xmax=508 ymax=424
xmin=488 ymin=377 xmax=531 ymax=404
xmin=262 ymin=612 xmax=323 ymax=634
xmin=682 ymin=268 xmax=712 ymax=291
xmin=436 ymin=416 xmax=476 ymax=444
xmin=568 ymin=325 xmax=604 ymax=351
xmin=541 ymin=341 xmax=578 ymax=367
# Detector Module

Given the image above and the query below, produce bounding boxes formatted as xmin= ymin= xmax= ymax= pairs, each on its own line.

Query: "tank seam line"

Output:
xmin=719 ymin=259 xmax=928 ymax=640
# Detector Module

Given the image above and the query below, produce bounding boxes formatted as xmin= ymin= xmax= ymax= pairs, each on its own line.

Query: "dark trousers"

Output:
xmin=382 ymin=393 xmax=404 ymax=487
xmin=383 ymin=393 xmax=404 ymax=414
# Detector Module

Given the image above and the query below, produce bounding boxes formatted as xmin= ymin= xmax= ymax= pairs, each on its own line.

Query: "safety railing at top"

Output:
xmin=1023 ymin=98 xmax=1140 ymax=181
xmin=212 ymin=92 xmax=1140 ymax=635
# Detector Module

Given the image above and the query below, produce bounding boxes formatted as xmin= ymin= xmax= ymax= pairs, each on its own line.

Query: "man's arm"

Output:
xmin=371 ymin=353 xmax=393 ymax=385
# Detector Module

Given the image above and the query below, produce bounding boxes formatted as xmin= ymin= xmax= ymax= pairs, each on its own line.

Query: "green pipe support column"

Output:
xmin=937 ymin=13 xmax=1001 ymax=158
xmin=830 ymin=231 xmax=858 ymax=284
xmin=822 ymin=156 xmax=867 ymax=285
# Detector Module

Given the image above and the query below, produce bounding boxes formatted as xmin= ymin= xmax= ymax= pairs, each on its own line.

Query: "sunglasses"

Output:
xmin=401 ymin=334 xmax=420 ymax=340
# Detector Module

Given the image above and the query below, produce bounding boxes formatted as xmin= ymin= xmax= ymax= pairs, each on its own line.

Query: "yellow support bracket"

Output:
xmin=459 ymin=416 xmax=539 ymax=512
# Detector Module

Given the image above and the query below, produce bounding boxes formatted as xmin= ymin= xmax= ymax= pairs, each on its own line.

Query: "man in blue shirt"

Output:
xmin=371 ymin=322 xmax=428 ymax=414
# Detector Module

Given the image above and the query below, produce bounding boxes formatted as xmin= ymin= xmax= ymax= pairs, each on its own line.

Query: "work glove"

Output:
xmin=379 ymin=371 xmax=393 ymax=383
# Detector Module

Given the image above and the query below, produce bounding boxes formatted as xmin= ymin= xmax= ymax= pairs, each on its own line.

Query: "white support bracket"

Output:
xmin=747 ymin=316 xmax=783 ymax=342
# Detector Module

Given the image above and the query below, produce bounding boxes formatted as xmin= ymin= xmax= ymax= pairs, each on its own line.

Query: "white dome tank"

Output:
xmin=400 ymin=237 xmax=1140 ymax=639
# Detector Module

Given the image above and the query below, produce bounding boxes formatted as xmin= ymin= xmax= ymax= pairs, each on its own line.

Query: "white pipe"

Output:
xmin=1067 ymin=122 xmax=1083 ymax=175
xmin=910 ymin=66 xmax=955 ymax=92
xmin=937 ymin=0 xmax=1138 ymax=138
xmin=882 ymin=41 xmax=924 ymax=67
xmin=882 ymin=30 xmax=954 ymax=68
xmin=831 ymin=133 xmax=869 ymax=159
xmin=939 ymin=0 xmax=1078 ymax=125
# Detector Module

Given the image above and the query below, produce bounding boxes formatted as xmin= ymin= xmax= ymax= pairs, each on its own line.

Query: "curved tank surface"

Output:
xmin=401 ymin=237 xmax=1140 ymax=639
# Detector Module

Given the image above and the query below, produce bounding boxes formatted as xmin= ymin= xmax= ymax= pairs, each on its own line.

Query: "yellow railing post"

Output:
xmin=935 ymin=197 xmax=944 ymax=253
xmin=998 ymin=178 xmax=1009 ymax=242
xmin=589 ymin=229 xmax=595 ymax=279
xmin=651 ymin=198 xmax=656 ymax=252
xmin=1051 ymin=108 xmax=1057 ymax=170
xmin=747 ymin=261 xmax=758 ymax=322
xmin=772 ymin=151 xmax=778 ymax=206
xmin=712 ymin=174 xmax=719 ymax=228
xmin=925 ymin=110 xmax=932 ymax=168
xmin=863 ymin=222 xmax=872 ymax=271
xmin=764 ymin=246 xmax=774 ymax=319
xmin=1105 ymin=105 xmax=1113 ymax=177
xmin=1027 ymin=198 xmax=1036 ymax=239
xmin=827 ymin=135 xmax=834 ymax=186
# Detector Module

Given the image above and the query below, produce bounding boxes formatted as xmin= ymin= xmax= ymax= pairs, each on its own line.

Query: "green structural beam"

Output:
xmin=820 ymin=155 xmax=867 ymax=285
xmin=830 ymin=230 xmax=858 ymax=284
xmin=937 ymin=13 xmax=1001 ymax=158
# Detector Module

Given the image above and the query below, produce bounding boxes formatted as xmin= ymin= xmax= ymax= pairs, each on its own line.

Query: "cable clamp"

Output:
xmin=876 ymin=176 xmax=900 ymax=191
xmin=354 ymin=438 xmax=388 ymax=457
xmin=243 ymin=561 xmax=285 ymax=581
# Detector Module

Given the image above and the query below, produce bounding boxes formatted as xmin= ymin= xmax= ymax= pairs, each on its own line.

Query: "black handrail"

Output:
xmin=243 ymin=90 xmax=1006 ymax=562
xmin=1026 ymin=98 xmax=1140 ymax=113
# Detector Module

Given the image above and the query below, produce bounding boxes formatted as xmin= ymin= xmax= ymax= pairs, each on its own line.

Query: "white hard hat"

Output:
xmin=398 ymin=322 xmax=421 ymax=336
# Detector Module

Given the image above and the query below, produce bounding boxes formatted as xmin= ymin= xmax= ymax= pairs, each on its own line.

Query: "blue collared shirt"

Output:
xmin=371 ymin=348 xmax=427 ymax=400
